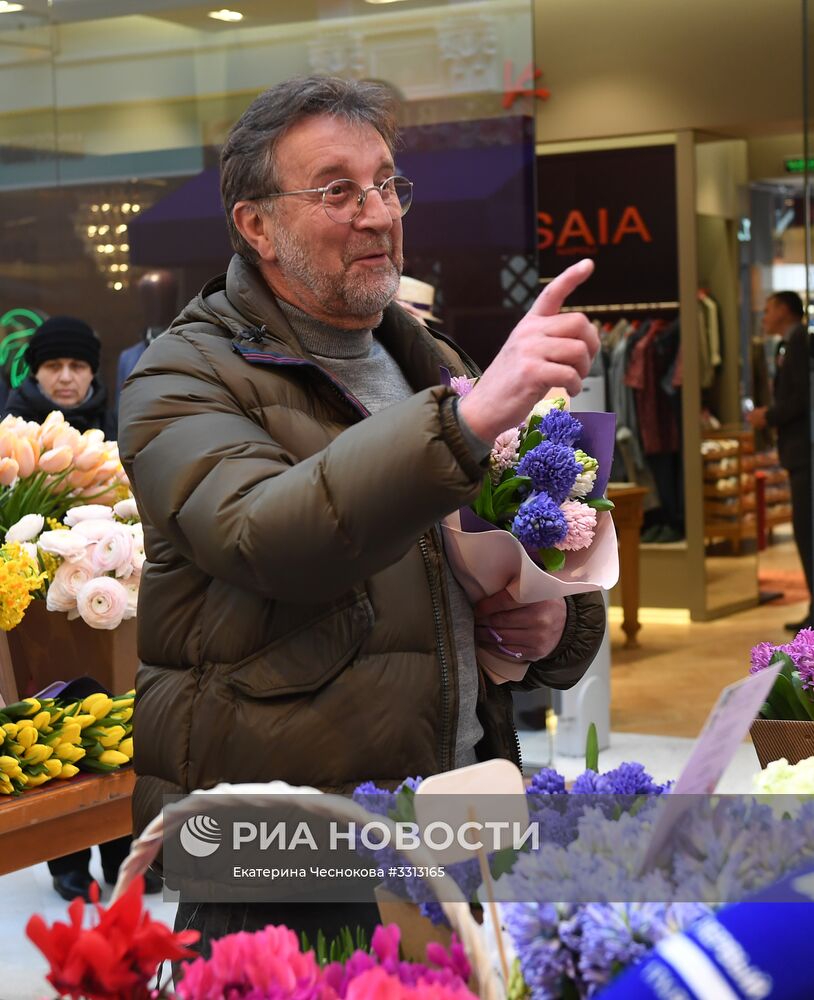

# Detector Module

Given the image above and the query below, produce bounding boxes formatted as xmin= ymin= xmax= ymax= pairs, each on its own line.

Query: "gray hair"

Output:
xmin=220 ymin=76 xmax=399 ymax=263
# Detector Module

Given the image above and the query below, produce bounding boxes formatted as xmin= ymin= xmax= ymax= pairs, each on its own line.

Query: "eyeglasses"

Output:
xmin=249 ymin=175 xmax=413 ymax=224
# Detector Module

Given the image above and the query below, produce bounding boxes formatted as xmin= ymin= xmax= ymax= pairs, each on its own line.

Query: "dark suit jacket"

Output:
xmin=767 ymin=322 xmax=810 ymax=473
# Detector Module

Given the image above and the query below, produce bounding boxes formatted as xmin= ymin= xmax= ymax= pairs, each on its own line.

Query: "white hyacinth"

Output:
xmin=569 ymin=467 xmax=597 ymax=499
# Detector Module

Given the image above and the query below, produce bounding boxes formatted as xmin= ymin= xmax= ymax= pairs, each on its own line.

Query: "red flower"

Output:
xmin=26 ymin=876 xmax=199 ymax=999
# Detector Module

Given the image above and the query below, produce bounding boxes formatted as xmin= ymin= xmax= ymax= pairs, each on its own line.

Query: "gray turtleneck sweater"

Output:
xmin=279 ymin=300 xmax=485 ymax=767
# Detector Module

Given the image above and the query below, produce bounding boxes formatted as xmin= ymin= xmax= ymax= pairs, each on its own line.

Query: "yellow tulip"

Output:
xmin=0 ymin=756 xmax=20 ymax=775
xmin=21 ymin=698 xmax=40 ymax=716
xmin=54 ymin=743 xmax=85 ymax=763
xmin=54 ymin=723 xmax=82 ymax=745
xmin=23 ymin=744 xmax=52 ymax=764
xmin=109 ymin=708 xmax=133 ymax=723
xmin=2 ymin=723 xmax=18 ymax=737
xmin=16 ymin=727 xmax=38 ymax=750
xmin=81 ymin=694 xmax=113 ymax=720
xmin=24 ymin=773 xmax=50 ymax=787
xmin=15 ymin=719 xmax=35 ymax=729
xmin=98 ymin=749 xmax=129 ymax=767
xmin=58 ymin=763 xmax=79 ymax=779
xmin=72 ymin=714 xmax=97 ymax=730
xmin=43 ymin=759 xmax=62 ymax=777
xmin=99 ymin=726 xmax=127 ymax=748
xmin=118 ymin=737 xmax=133 ymax=759
xmin=32 ymin=711 xmax=52 ymax=731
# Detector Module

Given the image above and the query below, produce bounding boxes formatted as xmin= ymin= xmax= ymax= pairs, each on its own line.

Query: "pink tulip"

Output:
xmin=39 ymin=411 xmax=67 ymax=450
xmin=0 ymin=457 xmax=19 ymax=487
xmin=67 ymin=467 xmax=99 ymax=489
xmin=0 ymin=430 xmax=17 ymax=460
xmin=38 ymin=446 xmax=73 ymax=474
xmin=73 ymin=444 xmax=106 ymax=471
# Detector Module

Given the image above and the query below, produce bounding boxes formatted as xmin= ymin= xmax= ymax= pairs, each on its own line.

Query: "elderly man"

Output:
xmin=749 ymin=291 xmax=811 ymax=631
xmin=119 ymin=76 xmax=605 ymax=946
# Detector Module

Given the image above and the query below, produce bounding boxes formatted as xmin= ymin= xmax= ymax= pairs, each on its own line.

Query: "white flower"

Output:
xmin=753 ymin=756 xmax=814 ymax=795
xmin=113 ymin=497 xmax=139 ymax=521
xmin=6 ymin=513 xmax=44 ymax=544
xmin=20 ymin=542 xmax=38 ymax=562
xmin=64 ymin=504 xmax=115 ymax=527
xmin=569 ymin=468 xmax=597 ymax=499
xmin=46 ymin=558 xmax=96 ymax=613
xmin=38 ymin=529 xmax=89 ymax=563
xmin=72 ymin=518 xmax=119 ymax=542
xmin=119 ymin=573 xmax=140 ymax=619
xmin=527 ymin=396 xmax=566 ymax=423
xmin=92 ymin=524 xmax=135 ymax=578
xmin=76 ymin=576 xmax=128 ymax=629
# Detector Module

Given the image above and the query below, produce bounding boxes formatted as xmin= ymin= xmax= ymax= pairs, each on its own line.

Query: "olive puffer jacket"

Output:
xmin=119 ymin=256 xmax=605 ymax=836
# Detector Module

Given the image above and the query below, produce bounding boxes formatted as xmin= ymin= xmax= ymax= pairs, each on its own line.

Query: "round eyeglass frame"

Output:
xmin=248 ymin=175 xmax=413 ymax=224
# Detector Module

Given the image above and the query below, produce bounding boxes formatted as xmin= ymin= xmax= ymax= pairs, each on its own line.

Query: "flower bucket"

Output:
xmin=7 ymin=598 xmax=138 ymax=699
xmin=750 ymin=718 xmax=814 ymax=768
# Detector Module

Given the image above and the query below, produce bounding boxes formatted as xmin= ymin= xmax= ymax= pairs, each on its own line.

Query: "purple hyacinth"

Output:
xmin=571 ymin=763 xmax=669 ymax=797
xmin=528 ymin=767 xmax=567 ymax=795
xmin=749 ymin=641 xmax=779 ymax=675
xmin=540 ymin=408 xmax=583 ymax=447
xmin=517 ymin=440 xmax=582 ymax=503
xmin=512 ymin=493 xmax=568 ymax=551
xmin=786 ymin=627 xmax=814 ymax=690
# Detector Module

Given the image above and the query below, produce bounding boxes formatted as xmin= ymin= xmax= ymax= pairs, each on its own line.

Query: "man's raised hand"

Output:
xmin=458 ymin=259 xmax=599 ymax=443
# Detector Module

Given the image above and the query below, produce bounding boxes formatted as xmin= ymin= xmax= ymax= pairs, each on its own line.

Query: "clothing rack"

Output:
xmin=560 ymin=301 xmax=680 ymax=313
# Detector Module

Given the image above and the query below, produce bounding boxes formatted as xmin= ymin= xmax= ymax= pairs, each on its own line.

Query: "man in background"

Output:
xmin=749 ymin=291 xmax=811 ymax=632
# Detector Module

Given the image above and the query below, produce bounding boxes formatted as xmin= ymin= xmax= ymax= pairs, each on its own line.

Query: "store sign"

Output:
xmin=784 ymin=156 xmax=814 ymax=174
xmin=537 ymin=145 xmax=678 ymax=306
xmin=0 ymin=307 xmax=43 ymax=387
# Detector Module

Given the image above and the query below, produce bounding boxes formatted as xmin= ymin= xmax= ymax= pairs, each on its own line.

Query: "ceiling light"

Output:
xmin=208 ymin=8 xmax=243 ymax=21
xmin=0 ymin=3 xmax=25 ymax=13
xmin=363 ymin=0 xmax=410 ymax=5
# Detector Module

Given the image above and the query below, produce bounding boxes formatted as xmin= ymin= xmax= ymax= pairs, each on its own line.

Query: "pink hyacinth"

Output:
xmin=557 ymin=500 xmax=597 ymax=551
xmin=449 ymin=376 xmax=475 ymax=397
xmin=749 ymin=640 xmax=780 ymax=675
xmin=177 ymin=924 xmax=326 ymax=1000
xmin=489 ymin=427 xmax=521 ymax=484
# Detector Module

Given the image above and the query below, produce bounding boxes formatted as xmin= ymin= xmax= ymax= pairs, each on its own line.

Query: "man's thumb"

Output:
xmin=528 ymin=258 xmax=595 ymax=318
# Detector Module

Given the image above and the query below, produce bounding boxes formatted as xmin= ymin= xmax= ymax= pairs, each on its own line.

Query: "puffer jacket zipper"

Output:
xmin=418 ymin=534 xmax=453 ymax=773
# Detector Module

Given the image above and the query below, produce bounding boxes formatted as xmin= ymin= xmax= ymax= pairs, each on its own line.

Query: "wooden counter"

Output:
xmin=0 ymin=768 xmax=134 ymax=876
xmin=607 ymin=484 xmax=647 ymax=649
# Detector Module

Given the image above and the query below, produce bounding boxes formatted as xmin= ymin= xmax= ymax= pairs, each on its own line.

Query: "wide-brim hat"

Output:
xmin=397 ymin=275 xmax=442 ymax=323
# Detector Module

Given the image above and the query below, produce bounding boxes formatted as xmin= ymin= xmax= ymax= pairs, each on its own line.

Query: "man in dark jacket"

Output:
xmin=119 ymin=76 xmax=605 ymax=948
xmin=749 ymin=291 xmax=811 ymax=631
xmin=4 ymin=315 xmax=117 ymax=438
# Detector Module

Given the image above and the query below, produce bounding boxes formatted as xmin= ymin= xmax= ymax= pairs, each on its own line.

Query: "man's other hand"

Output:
xmin=474 ymin=590 xmax=568 ymax=662
xmin=458 ymin=259 xmax=599 ymax=443
xmin=747 ymin=406 xmax=768 ymax=430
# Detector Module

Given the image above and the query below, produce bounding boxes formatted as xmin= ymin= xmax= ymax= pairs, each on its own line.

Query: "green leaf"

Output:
xmin=538 ymin=547 xmax=565 ymax=572
xmin=791 ymin=672 xmax=814 ymax=721
xmin=585 ymin=722 xmax=599 ymax=773
xmin=489 ymin=846 xmax=519 ymax=879
xmin=519 ymin=429 xmax=542 ymax=458
xmin=586 ymin=498 xmax=615 ymax=511
xmin=766 ymin=672 xmax=810 ymax=721
xmin=758 ymin=700 xmax=775 ymax=720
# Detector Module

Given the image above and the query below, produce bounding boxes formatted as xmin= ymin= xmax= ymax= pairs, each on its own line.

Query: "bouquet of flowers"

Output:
xmin=0 ymin=687 xmax=134 ymax=795
xmin=1 ymin=497 xmax=142 ymax=631
xmin=749 ymin=627 xmax=814 ymax=721
xmin=441 ymin=385 xmax=618 ymax=682
xmin=0 ymin=411 xmax=127 ymax=534
xmin=26 ymin=876 xmax=476 ymax=1000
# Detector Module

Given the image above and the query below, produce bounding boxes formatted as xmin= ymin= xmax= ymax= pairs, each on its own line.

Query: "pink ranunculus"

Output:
xmin=71 ymin=518 xmax=119 ymax=543
xmin=38 ymin=529 xmax=89 ymax=563
xmin=92 ymin=524 xmax=135 ymax=578
xmin=557 ymin=500 xmax=597 ymax=551
xmin=76 ymin=576 xmax=128 ymax=630
xmin=49 ymin=557 xmax=95 ymax=600
xmin=64 ymin=504 xmax=115 ymax=527
xmin=113 ymin=497 xmax=139 ymax=521
xmin=119 ymin=573 xmax=139 ymax=620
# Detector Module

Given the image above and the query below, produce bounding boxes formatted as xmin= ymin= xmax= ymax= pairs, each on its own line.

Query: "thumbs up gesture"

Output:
xmin=458 ymin=259 xmax=599 ymax=443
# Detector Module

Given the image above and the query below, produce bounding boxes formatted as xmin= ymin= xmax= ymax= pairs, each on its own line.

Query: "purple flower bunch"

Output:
xmin=449 ymin=391 xmax=611 ymax=573
xmin=749 ymin=626 xmax=814 ymax=720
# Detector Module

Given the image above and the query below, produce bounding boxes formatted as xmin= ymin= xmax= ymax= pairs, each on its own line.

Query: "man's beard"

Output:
xmin=274 ymin=227 xmax=402 ymax=319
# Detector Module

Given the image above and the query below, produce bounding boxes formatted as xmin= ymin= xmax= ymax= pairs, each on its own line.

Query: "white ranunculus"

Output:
xmin=113 ymin=497 xmax=139 ymax=521
xmin=76 ymin=576 xmax=128 ymax=630
xmin=71 ymin=519 xmax=119 ymax=543
xmin=119 ymin=573 xmax=139 ymax=619
xmin=64 ymin=504 xmax=115 ymax=527
xmin=92 ymin=524 xmax=135 ymax=578
xmin=38 ymin=529 xmax=89 ymax=563
xmin=6 ymin=513 xmax=44 ymax=544
xmin=20 ymin=542 xmax=38 ymax=561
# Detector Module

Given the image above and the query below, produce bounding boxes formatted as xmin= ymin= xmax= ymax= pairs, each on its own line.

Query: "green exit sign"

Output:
xmin=784 ymin=156 xmax=814 ymax=174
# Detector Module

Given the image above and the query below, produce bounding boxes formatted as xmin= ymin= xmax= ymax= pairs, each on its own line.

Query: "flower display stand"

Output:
xmin=750 ymin=718 xmax=814 ymax=768
xmin=0 ymin=767 xmax=134 ymax=875
xmin=6 ymin=599 xmax=138 ymax=698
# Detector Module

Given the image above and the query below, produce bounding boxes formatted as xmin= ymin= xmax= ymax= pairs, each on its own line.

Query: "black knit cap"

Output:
xmin=25 ymin=316 xmax=101 ymax=373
